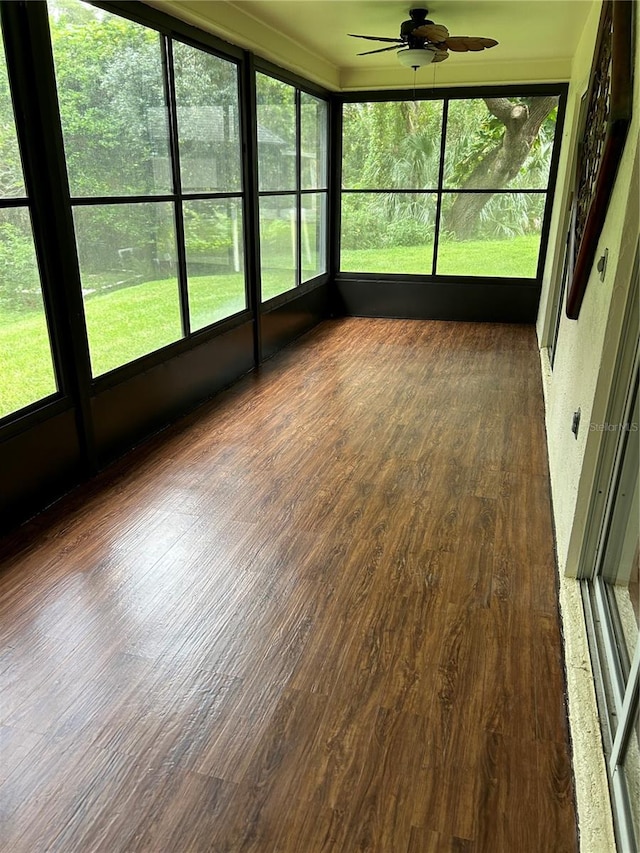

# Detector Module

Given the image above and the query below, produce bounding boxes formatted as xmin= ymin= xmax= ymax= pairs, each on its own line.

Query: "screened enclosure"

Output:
xmin=340 ymin=95 xmax=561 ymax=279
xmin=0 ymin=0 xmax=565 ymax=531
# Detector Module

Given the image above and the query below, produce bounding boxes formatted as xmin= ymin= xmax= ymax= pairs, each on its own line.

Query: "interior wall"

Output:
xmin=538 ymin=0 xmax=640 ymax=577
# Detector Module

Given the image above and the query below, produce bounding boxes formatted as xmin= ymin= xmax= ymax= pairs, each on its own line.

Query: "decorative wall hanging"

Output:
xmin=566 ymin=0 xmax=634 ymax=319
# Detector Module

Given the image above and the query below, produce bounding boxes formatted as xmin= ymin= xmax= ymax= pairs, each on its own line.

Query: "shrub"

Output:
xmin=0 ymin=222 xmax=42 ymax=313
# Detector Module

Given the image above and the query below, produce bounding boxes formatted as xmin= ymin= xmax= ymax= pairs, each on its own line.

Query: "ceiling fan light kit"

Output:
xmin=397 ymin=47 xmax=436 ymax=68
xmin=349 ymin=7 xmax=498 ymax=69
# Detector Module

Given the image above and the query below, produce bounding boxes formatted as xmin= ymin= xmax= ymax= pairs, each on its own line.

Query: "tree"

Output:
xmin=443 ymin=96 xmax=557 ymax=239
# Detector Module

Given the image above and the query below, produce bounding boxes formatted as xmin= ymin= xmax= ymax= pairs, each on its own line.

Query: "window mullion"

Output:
xmin=163 ymin=35 xmax=190 ymax=337
xmin=432 ymin=99 xmax=449 ymax=277
xmin=242 ymin=54 xmax=261 ymax=361
xmin=296 ymin=88 xmax=302 ymax=288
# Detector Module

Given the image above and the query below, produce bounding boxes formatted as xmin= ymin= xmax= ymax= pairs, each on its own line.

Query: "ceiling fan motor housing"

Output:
xmin=401 ymin=9 xmax=435 ymax=44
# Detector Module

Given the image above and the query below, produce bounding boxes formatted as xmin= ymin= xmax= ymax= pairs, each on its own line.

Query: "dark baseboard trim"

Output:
xmin=261 ymin=283 xmax=331 ymax=362
xmin=333 ymin=278 xmax=541 ymax=324
xmin=91 ymin=321 xmax=255 ymax=464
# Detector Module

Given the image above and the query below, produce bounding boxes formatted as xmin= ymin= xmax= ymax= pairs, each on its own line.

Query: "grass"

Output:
xmin=341 ymin=234 xmax=540 ymax=278
xmin=0 ymin=309 xmax=58 ymax=418
xmin=0 ymin=273 xmax=245 ymax=419
xmin=1 ymin=236 xmax=540 ymax=418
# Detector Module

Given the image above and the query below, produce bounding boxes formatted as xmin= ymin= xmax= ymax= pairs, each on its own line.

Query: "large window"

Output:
xmin=256 ymin=73 xmax=328 ymax=301
xmin=49 ymin=0 xmax=246 ymax=377
xmin=173 ymin=41 xmax=246 ymax=332
xmin=340 ymin=94 xmax=560 ymax=278
xmin=0 ymin=28 xmax=58 ymax=420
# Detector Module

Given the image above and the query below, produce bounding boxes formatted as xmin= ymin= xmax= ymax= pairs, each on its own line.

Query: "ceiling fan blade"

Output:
xmin=444 ymin=36 xmax=499 ymax=52
xmin=348 ymin=34 xmax=403 ymax=43
xmin=412 ymin=23 xmax=450 ymax=42
xmin=357 ymin=44 xmax=402 ymax=56
xmin=432 ymin=50 xmax=450 ymax=63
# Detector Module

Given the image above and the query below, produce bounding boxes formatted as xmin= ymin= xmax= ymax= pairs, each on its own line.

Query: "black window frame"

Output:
xmin=253 ymin=57 xmax=330 ymax=309
xmin=334 ymin=83 xmax=568 ymax=285
xmin=50 ymin=3 xmax=252 ymax=381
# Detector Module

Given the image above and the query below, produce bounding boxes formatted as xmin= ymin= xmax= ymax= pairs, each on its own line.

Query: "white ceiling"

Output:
xmin=146 ymin=0 xmax=595 ymax=90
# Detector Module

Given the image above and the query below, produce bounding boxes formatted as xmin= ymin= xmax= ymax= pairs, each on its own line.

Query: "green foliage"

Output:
xmin=0 ymin=32 xmax=26 ymax=199
xmin=184 ymin=206 xmax=235 ymax=255
xmin=340 ymin=197 xmax=381 ymax=250
xmin=383 ymin=218 xmax=430 ymax=248
xmin=477 ymin=193 xmax=546 ymax=239
xmin=260 ymin=217 xmax=293 ymax=251
xmin=445 ymin=98 xmax=558 ymax=190
xmin=341 ymin=96 xmax=557 ymax=247
xmin=0 ymin=218 xmax=42 ymax=312
xmin=342 ymin=100 xmax=442 ymax=189
xmin=51 ymin=1 xmax=164 ymax=197
xmin=256 ymin=73 xmax=296 ymax=191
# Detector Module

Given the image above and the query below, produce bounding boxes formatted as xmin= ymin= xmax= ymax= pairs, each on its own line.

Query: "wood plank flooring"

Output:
xmin=0 ymin=319 xmax=577 ymax=852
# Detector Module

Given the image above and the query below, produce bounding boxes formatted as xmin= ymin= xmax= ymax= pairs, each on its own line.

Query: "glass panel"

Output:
xmin=172 ymin=42 xmax=241 ymax=193
xmin=342 ymin=100 xmax=443 ymax=190
xmin=622 ymin=700 xmax=640 ymax=848
xmin=49 ymin=0 xmax=172 ymax=197
xmin=256 ymin=73 xmax=296 ymax=192
xmin=301 ymin=193 xmax=326 ymax=282
xmin=301 ymin=93 xmax=327 ymax=190
xmin=436 ymin=192 xmax=545 ymax=278
xmin=444 ymin=97 xmax=559 ymax=190
xmin=73 ymin=202 xmax=181 ymax=376
xmin=183 ymin=199 xmax=246 ymax=331
xmin=340 ymin=192 xmax=436 ymax=274
xmin=0 ymin=208 xmax=57 ymax=417
xmin=0 ymin=32 xmax=26 ymax=198
xmin=259 ymin=195 xmax=297 ymax=301
xmin=602 ymin=384 xmax=639 ymax=669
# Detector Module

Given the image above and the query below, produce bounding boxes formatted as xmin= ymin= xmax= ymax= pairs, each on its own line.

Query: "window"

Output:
xmin=0 ymin=27 xmax=58 ymax=420
xmin=341 ymin=100 xmax=442 ymax=275
xmin=173 ymin=41 xmax=246 ymax=332
xmin=340 ymin=94 xmax=560 ymax=279
xmin=49 ymin=0 xmax=246 ymax=376
xmin=256 ymin=73 xmax=328 ymax=301
xmin=300 ymin=92 xmax=328 ymax=283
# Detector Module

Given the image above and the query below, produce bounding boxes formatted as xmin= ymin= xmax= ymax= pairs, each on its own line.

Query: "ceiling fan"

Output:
xmin=349 ymin=7 xmax=498 ymax=68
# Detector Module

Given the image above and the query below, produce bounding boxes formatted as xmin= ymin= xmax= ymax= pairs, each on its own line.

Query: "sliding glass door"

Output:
xmin=584 ymin=263 xmax=639 ymax=850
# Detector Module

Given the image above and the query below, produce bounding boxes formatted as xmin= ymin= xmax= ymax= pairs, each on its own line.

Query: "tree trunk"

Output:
xmin=444 ymin=96 xmax=556 ymax=240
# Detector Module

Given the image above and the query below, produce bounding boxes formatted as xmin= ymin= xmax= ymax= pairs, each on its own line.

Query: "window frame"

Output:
xmin=48 ymin=4 xmax=252 ymax=379
xmin=335 ymin=83 xmax=568 ymax=284
xmin=253 ymin=58 xmax=330 ymax=307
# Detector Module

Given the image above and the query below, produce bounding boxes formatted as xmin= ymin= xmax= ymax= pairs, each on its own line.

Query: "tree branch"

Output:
xmin=483 ymin=98 xmax=517 ymax=125
xmin=524 ymin=96 xmax=557 ymax=135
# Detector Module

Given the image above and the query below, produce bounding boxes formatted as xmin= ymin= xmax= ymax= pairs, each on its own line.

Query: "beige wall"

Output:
xmin=538 ymin=0 xmax=640 ymax=578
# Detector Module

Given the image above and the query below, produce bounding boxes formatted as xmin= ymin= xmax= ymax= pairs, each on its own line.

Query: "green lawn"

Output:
xmin=1 ymin=236 xmax=540 ymax=419
xmin=341 ymin=234 xmax=541 ymax=278
xmin=0 ymin=308 xmax=58 ymax=417
xmin=0 ymin=273 xmax=246 ymax=418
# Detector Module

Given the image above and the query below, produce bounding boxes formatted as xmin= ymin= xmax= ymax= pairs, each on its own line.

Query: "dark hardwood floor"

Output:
xmin=0 ymin=318 xmax=577 ymax=852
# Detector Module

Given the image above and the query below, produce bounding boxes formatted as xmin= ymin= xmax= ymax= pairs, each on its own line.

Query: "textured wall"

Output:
xmin=539 ymin=0 xmax=640 ymax=576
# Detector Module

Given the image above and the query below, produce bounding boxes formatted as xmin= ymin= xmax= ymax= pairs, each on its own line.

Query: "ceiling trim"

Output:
xmin=340 ymin=58 xmax=573 ymax=91
xmin=142 ymin=0 xmax=341 ymax=89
